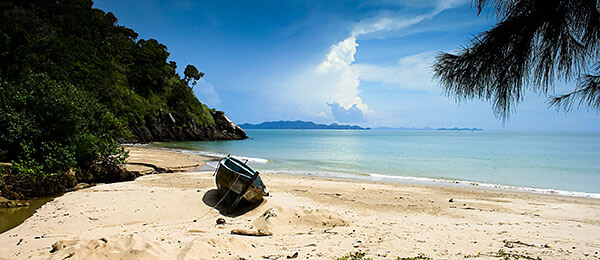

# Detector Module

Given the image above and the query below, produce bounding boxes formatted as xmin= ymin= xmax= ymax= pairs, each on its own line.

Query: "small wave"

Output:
xmin=145 ymin=146 xmax=269 ymax=165
xmin=250 ymin=168 xmax=600 ymax=199
xmin=147 ymin=145 xmax=600 ymax=199
xmin=231 ymin=155 xmax=269 ymax=164
xmin=206 ymin=161 xmax=219 ymax=168
xmin=369 ymin=174 xmax=600 ymax=199
xmin=122 ymin=143 xmax=149 ymax=147
xmin=178 ymin=150 xmax=224 ymax=159
xmin=177 ymin=150 xmax=269 ymax=164
xmin=263 ymin=169 xmax=374 ymax=181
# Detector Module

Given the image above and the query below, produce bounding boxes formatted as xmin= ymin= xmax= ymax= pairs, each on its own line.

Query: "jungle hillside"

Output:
xmin=0 ymin=0 xmax=246 ymax=198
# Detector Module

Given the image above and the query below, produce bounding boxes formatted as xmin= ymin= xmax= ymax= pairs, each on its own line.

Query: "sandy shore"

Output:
xmin=1 ymin=147 xmax=599 ymax=259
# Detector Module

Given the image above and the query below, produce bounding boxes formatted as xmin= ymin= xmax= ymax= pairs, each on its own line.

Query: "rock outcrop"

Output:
xmin=124 ymin=110 xmax=247 ymax=143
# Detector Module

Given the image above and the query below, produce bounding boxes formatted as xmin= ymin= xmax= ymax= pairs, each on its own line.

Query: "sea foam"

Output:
xmin=367 ymin=173 xmax=600 ymax=199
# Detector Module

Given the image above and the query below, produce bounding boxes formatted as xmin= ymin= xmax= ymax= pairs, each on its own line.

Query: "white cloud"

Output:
xmin=262 ymin=36 xmax=368 ymax=121
xmin=328 ymin=102 xmax=366 ymax=123
xmin=317 ymin=36 xmax=358 ymax=73
xmin=351 ymin=0 xmax=464 ymax=37
xmin=193 ymin=78 xmax=222 ymax=109
xmin=267 ymin=0 xmax=461 ymax=123
xmin=352 ymin=51 xmax=439 ymax=92
xmin=316 ymin=36 xmax=369 ymax=112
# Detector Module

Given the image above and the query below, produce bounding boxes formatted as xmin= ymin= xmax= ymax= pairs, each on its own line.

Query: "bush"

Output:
xmin=337 ymin=251 xmax=373 ymax=260
xmin=1 ymin=159 xmax=76 ymax=199
xmin=0 ymin=74 xmax=127 ymax=198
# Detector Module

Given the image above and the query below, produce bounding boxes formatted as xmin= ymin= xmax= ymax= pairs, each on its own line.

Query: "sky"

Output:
xmin=93 ymin=0 xmax=600 ymax=130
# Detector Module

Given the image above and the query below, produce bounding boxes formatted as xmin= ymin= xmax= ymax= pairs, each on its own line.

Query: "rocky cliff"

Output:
xmin=125 ymin=110 xmax=247 ymax=143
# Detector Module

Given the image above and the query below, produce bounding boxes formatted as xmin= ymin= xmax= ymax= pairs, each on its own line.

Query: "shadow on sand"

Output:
xmin=202 ymin=189 xmax=264 ymax=217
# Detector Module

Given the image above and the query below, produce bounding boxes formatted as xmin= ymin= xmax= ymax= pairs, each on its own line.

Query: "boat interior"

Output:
xmin=223 ymin=158 xmax=255 ymax=179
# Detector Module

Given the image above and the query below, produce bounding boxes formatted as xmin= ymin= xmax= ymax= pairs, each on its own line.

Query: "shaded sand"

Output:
xmin=1 ymin=148 xmax=600 ymax=259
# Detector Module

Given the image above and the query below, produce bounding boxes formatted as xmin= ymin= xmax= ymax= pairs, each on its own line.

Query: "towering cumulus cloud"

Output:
xmin=316 ymin=36 xmax=368 ymax=117
xmin=276 ymin=0 xmax=463 ymax=124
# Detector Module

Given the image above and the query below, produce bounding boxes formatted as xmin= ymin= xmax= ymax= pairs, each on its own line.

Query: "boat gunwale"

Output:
xmin=218 ymin=157 xmax=257 ymax=180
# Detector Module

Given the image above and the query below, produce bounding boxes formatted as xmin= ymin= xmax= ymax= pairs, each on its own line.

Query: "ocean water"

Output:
xmin=153 ymin=130 xmax=600 ymax=198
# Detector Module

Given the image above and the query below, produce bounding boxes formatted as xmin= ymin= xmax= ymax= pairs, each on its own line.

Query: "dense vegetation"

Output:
xmin=0 ymin=0 xmax=216 ymax=134
xmin=0 ymin=75 xmax=128 ymax=198
xmin=433 ymin=0 xmax=600 ymax=120
xmin=0 ymin=0 xmax=244 ymax=198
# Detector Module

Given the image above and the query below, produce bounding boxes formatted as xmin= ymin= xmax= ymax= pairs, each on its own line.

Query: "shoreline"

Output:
xmin=1 ymin=146 xmax=598 ymax=259
xmin=146 ymin=144 xmax=600 ymax=200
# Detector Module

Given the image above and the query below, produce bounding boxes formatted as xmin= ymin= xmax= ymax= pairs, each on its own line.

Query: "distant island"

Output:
xmin=239 ymin=121 xmax=369 ymax=130
xmin=375 ymin=127 xmax=483 ymax=131
xmin=374 ymin=127 xmax=434 ymax=130
xmin=239 ymin=121 xmax=482 ymax=131
xmin=436 ymin=127 xmax=483 ymax=131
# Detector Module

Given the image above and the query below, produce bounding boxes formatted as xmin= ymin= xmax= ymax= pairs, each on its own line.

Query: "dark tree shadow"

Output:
xmin=202 ymin=189 xmax=264 ymax=217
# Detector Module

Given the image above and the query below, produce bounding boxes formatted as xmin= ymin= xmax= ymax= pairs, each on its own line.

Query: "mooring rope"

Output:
xmin=194 ymin=171 xmax=242 ymax=221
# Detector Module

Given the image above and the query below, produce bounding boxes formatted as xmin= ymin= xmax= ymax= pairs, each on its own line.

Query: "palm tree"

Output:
xmin=433 ymin=0 xmax=600 ymax=120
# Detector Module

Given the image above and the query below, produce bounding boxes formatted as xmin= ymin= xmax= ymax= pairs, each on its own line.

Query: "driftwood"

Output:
xmin=0 ymin=162 xmax=11 ymax=168
xmin=230 ymin=229 xmax=273 ymax=236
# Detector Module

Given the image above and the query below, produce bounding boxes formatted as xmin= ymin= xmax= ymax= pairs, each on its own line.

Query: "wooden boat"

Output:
xmin=215 ymin=155 xmax=269 ymax=211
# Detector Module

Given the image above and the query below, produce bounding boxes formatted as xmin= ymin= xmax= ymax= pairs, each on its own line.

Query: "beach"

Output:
xmin=1 ymin=147 xmax=599 ymax=259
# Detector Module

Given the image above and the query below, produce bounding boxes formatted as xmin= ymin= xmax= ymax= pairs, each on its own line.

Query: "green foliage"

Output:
xmin=494 ymin=249 xmax=540 ymax=260
xmin=9 ymin=160 xmax=45 ymax=182
xmin=4 ymin=159 xmax=72 ymax=198
xmin=0 ymin=74 xmax=127 ymax=197
xmin=129 ymin=39 xmax=173 ymax=96
xmin=0 ymin=0 xmax=216 ymax=136
xmin=433 ymin=0 xmax=600 ymax=120
xmin=336 ymin=251 xmax=373 ymax=260
xmin=0 ymin=0 xmax=223 ymax=196
xmin=395 ymin=255 xmax=432 ymax=260
xmin=168 ymin=80 xmax=215 ymax=127
xmin=183 ymin=64 xmax=204 ymax=87
xmin=335 ymin=252 xmax=433 ymax=260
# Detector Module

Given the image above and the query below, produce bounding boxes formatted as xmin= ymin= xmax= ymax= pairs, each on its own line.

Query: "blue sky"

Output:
xmin=94 ymin=0 xmax=600 ymax=130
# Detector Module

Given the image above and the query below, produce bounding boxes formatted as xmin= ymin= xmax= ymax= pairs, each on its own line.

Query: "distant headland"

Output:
xmin=239 ymin=121 xmax=482 ymax=131
xmin=375 ymin=127 xmax=483 ymax=131
xmin=239 ymin=121 xmax=369 ymax=130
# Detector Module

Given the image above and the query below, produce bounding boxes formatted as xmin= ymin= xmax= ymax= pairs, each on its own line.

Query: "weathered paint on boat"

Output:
xmin=215 ymin=156 xmax=268 ymax=211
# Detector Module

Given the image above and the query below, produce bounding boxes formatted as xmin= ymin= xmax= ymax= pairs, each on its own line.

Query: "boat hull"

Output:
xmin=215 ymin=156 xmax=268 ymax=210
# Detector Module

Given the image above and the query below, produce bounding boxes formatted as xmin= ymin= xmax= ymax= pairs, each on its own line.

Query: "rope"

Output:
xmin=195 ymin=172 xmax=242 ymax=221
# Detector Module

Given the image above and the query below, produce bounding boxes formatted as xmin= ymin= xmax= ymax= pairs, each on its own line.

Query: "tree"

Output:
xmin=129 ymin=39 xmax=172 ymax=96
xmin=0 ymin=74 xmax=128 ymax=197
xmin=433 ymin=0 xmax=600 ymax=120
xmin=183 ymin=64 xmax=204 ymax=88
xmin=0 ymin=0 xmax=228 ymax=144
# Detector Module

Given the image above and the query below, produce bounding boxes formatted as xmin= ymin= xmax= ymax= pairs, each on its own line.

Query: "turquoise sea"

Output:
xmin=154 ymin=130 xmax=600 ymax=198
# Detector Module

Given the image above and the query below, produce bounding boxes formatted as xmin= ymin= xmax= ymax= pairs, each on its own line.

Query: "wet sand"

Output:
xmin=0 ymin=147 xmax=599 ymax=259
